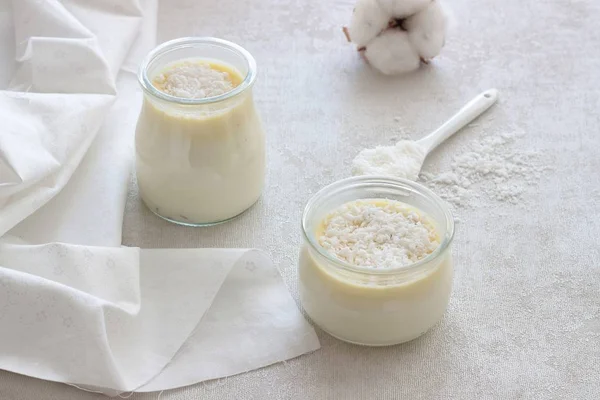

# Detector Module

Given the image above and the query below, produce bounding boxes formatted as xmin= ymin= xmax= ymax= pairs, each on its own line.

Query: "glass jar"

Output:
xmin=299 ymin=176 xmax=455 ymax=346
xmin=135 ymin=37 xmax=265 ymax=226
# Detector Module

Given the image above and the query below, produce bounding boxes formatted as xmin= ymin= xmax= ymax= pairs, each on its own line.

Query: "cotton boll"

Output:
xmin=403 ymin=0 xmax=448 ymax=60
xmin=363 ymin=29 xmax=421 ymax=75
xmin=377 ymin=0 xmax=431 ymax=19
xmin=347 ymin=0 xmax=390 ymax=47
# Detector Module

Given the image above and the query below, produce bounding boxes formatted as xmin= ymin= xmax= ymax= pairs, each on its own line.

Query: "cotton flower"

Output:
xmin=343 ymin=0 xmax=449 ymax=75
xmin=363 ymin=29 xmax=421 ymax=75
xmin=403 ymin=0 xmax=447 ymax=61
xmin=377 ymin=0 xmax=431 ymax=19
xmin=346 ymin=0 xmax=390 ymax=48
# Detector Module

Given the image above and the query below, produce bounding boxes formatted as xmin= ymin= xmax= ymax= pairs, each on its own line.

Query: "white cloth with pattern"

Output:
xmin=0 ymin=0 xmax=319 ymax=394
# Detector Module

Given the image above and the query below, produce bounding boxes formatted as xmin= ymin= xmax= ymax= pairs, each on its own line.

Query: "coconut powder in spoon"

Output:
xmin=352 ymin=140 xmax=426 ymax=181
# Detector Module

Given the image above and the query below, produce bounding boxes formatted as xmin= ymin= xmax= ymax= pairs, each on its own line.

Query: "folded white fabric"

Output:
xmin=0 ymin=0 xmax=319 ymax=394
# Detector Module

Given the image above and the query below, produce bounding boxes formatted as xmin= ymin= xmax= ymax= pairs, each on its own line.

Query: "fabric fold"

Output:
xmin=0 ymin=0 xmax=319 ymax=394
xmin=0 ymin=243 xmax=241 ymax=391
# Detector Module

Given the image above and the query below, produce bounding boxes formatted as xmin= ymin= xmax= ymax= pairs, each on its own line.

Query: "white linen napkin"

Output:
xmin=0 ymin=0 xmax=319 ymax=394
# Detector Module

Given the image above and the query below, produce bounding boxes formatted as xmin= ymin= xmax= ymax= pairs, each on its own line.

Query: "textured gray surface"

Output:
xmin=1 ymin=0 xmax=600 ymax=398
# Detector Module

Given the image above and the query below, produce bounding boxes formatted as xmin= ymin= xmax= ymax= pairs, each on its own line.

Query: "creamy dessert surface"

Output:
xmin=317 ymin=199 xmax=440 ymax=269
xmin=152 ymin=60 xmax=242 ymax=99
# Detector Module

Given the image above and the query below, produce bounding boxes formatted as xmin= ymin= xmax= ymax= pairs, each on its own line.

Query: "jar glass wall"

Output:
xmin=298 ymin=176 xmax=455 ymax=346
xmin=135 ymin=37 xmax=265 ymax=226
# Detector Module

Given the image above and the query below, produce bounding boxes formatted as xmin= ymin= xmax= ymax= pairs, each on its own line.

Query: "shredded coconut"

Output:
xmin=153 ymin=61 xmax=235 ymax=99
xmin=420 ymin=130 xmax=545 ymax=207
xmin=352 ymin=140 xmax=426 ymax=180
xmin=318 ymin=199 xmax=439 ymax=269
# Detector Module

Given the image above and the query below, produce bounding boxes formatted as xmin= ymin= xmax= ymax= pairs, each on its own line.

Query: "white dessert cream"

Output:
xmin=135 ymin=58 xmax=265 ymax=225
xmin=299 ymin=198 xmax=453 ymax=346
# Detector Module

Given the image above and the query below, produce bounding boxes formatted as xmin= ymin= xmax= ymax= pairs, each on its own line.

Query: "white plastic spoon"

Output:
xmin=352 ymin=89 xmax=499 ymax=181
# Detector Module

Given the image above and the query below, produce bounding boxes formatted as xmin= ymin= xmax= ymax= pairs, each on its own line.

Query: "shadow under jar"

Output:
xmin=299 ymin=176 xmax=455 ymax=346
xmin=135 ymin=37 xmax=265 ymax=226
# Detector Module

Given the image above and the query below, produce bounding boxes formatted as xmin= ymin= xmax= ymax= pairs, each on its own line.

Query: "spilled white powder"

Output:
xmin=318 ymin=199 xmax=439 ymax=269
xmin=153 ymin=61 xmax=234 ymax=99
xmin=352 ymin=140 xmax=426 ymax=180
xmin=420 ymin=130 xmax=544 ymax=207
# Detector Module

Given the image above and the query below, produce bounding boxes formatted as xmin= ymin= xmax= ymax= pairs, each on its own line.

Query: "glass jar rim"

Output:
xmin=137 ymin=37 xmax=257 ymax=105
xmin=301 ymin=176 xmax=455 ymax=276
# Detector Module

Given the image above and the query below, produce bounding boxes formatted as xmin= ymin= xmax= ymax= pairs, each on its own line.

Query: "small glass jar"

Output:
xmin=299 ymin=176 xmax=455 ymax=346
xmin=135 ymin=37 xmax=265 ymax=226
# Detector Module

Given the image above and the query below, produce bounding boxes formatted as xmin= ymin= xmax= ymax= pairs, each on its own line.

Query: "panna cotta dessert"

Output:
xmin=135 ymin=38 xmax=265 ymax=226
xmin=299 ymin=176 xmax=454 ymax=346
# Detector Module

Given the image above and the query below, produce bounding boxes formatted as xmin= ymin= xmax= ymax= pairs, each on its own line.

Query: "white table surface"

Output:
xmin=1 ymin=0 xmax=599 ymax=398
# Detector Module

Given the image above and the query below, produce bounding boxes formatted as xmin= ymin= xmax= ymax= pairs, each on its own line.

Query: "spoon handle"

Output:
xmin=417 ymin=89 xmax=499 ymax=154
